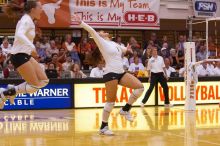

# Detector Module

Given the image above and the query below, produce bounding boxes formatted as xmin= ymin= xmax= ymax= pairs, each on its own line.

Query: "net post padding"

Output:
xmin=184 ymin=42 xmax=196 ymax=111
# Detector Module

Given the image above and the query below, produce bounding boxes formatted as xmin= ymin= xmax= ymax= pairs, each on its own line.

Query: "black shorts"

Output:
xmin=103 ymin=72 xmax=126 ymax=82
xmin=10 ymin=53 xmax=31 ymax=69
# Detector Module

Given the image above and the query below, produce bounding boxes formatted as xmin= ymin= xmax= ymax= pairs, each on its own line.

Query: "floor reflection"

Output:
xmin=0 ymin=105 xmax=220 ymax=146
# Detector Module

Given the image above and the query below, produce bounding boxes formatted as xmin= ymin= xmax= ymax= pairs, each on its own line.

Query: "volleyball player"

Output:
xmin=0 ymin=0 xmax=49 ymax=108
xmin=74 ymin=15 xmax=144 ymax=135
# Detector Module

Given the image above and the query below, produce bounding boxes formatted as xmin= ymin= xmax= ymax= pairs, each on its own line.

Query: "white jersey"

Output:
xmin=80 ymin=22 xmax=127 ymax=74
xmin=147 ymin=56 xmax=165 ymax=73
xmin=11 ymin=14 xmax=35 ymax=55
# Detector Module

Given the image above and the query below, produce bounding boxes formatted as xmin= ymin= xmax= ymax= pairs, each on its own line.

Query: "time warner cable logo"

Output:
xmin=195 ymin=1 xmax=217 ymax=12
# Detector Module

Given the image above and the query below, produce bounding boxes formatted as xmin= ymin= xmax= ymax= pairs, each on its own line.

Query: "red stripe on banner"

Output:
xmin=71 ymin=23 xmax=119 ymax=26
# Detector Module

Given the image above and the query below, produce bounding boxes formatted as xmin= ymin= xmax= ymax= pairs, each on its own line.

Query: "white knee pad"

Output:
xmin=104 ymin=102 xmax=115 ymax=113
xmin=132 ymin=87 xmax=145 ymax=99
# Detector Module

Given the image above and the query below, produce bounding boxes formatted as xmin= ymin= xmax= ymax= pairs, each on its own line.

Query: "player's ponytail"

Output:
xmin=3 ymin=0 xmax=37 ymax=17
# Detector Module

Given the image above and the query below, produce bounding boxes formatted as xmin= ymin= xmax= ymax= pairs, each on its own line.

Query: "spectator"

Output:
xmin=176 ymin=35 xmax=185 ymax=65
xmin=178 ymin=67 xmax=185 ymax=77
xmin=40 ymin=36 xmax=50 ymax=51
xmin=90 ymin=61 xmax=105 ymax=78
xmin=35 ymin=41 xmax=47 ymax=61
xmin=0 ymin=48 xmax=6 ymax=68
xmin=58 ymin=48 xmax=68 ymax=64
xmin=55 ymin=36 xmax=62 ymax=50
xmin=208 ymin=36 xmax=218 ymax=57
xmin=51 ymin=53 xmax=63 ymax=75
xmin=122 ymin=53 xmax=129 ymax=71
xmin=142 ymin=47 xmax=152 ymax=63
xmin=196 ymin=62 xmax=214 ymax=77
xmin=1 ymin=38 xmax=12 ymax=57
xmin=150 ymin=32 xmax=161 ymax=50
xmin=161 ymin=47 xmax=170 ymax=59
xmin=162 ymin=35 xmax=172 ymax=49
xmin=45 ymin=62 xmax=59 ymax=78
xmin=128 ymin=56 xmax=145 ymax=76
xmin=129 ymin=50 xmax=142 ymax=64
xmin=62 ymin=55 xmax=74 ymax=71
xmin=78 ymin=37 xmax=92 ymax=70
xmin=70 ymin=64 xmax=87 ymax=78
xmin=169 ymin=48 xmax=179 ymax=69
xmin=46 ymin=40 xmax=59 ymax=58
xmin=129 ymin=36 xmax=141 ymax=51
xmin=196 ymin=45 xmax=207 ymax=61
xmin=143 ymin=39 xmax=154 ymax=52
xmin=115 ymin=35 xmax=125 ymax=47
xmin=3 ymin=60 xmax=15 ymax=78
xmin=213 ymin=62 xmax=220 ymax=76
xmin=164 ymin=58 xmax=176 ymax=77
xmin=63 ymin=34 xmax=80 ymax=64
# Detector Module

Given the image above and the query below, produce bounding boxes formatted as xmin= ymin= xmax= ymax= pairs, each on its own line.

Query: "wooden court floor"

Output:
xmin=0 ymin=105 xmax=220 ymax=146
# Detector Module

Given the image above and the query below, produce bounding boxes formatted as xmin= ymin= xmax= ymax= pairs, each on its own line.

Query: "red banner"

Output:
xmin=39 ymin=0 xmax=160 ymax=29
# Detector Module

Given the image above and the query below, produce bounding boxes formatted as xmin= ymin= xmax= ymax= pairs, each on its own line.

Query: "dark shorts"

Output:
xmin=10 ymin=53 xmax=31 ymax=69
xmin=103 ymin=72 xmax=126 ymax=83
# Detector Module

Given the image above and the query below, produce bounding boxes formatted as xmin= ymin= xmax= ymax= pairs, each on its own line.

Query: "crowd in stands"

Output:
xmin=0 ymin=32 xmax=220 ymax=79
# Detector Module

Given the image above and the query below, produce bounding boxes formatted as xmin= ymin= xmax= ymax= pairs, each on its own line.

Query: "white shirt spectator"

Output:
xmin=65 ymin=42 xmax=76 ymax=52
xmin=165 ymin=66 xmax=176 ymax=77
xmin=40 ymin=42 xmax=50 ymax=51
xmin=179 ymin=67 xmax=185 ymax=77
xmin=90 ymin=67 xmax=104 ymax=78
xmin=46 ymin=47 xmax=59 ymax=58
xmin=62 ymin=62 xmax=74 ymax=71
xmin=147 ymin=56 xmax=165 ymax=73
xmin=196 ymin=64 xmax=214 ymax=76
xmin=213 ymin=67 xmax=220 ymax=76
xmin=1 ymin=44 xmax=12 ymax=56
xmin=122 ymin=57 xmax=129 ymax=70
xmin=129 ymin=63 xmax=145 ymax=72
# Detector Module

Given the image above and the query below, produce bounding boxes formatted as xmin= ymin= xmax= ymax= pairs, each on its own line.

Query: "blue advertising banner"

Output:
xmin=193 ymin=0 xmax=218 ymax=17
xmin=1 ymin=84 xmax=72 ymax=110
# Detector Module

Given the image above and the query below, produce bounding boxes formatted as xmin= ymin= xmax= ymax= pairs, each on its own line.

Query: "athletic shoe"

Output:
xmin=99 ymin=126 xmax=114 ymax=136
xmin=140 ymin=102 xmax=145 ymax=108
xmin=5 ymin=85 xmax=16 ymax=105
xmin=164 ymin=104 xmax=174 ymax=108
xmin=119 ymin=108 xmax=134 ymax=122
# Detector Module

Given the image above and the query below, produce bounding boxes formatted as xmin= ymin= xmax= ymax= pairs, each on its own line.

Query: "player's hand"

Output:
xmin=148 ymin=77 xmax=151 ymax=82
xmin=72 ymin=14 xmax=82 ymax=25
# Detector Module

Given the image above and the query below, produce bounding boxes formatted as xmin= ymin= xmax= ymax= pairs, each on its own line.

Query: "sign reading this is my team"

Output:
xmin=2 ymin=84 xmax=72 ymax=110
xmin=193 ymin=0 xmax=218 ymax=17
xmin=39 ymin=0 xmax=160 ymax=29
